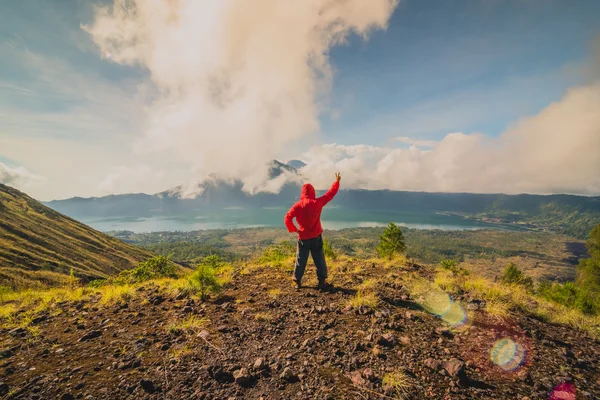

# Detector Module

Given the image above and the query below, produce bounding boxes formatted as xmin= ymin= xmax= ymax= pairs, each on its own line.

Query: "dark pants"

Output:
xmin=294 ymin=235 xmax=327 ymax=283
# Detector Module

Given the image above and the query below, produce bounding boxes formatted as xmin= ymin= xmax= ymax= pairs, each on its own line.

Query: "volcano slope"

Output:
xmin=0 ymin=256 xmax=598 ymax=399
xmin=0 ymin=184 xmax=152 ymax=289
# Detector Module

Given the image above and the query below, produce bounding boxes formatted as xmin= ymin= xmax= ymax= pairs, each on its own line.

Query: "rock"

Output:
xmin=209 ymin=366 xmax=234 ymax=383
xmin=151 ymin=296 xmax=165 ymax=306
xmin=280 ymin=367 xmax=298 ymax=382
xmin=233 ymin=368 xmax=252 ymax=387
xmin=348 ymin=371 xmax=366 ymax=386
xmin=436 ymin=327 xmax=454 ymax=338
xmin=140 ymin=379 xmax=157 ymax=394
xmin=78 ymin=330 xmax=102 ymax=342
xmin=0 ymin=349 xmax=13 ymax=359
xmin=60 ymin=394 xmax=75 ymax=400
xmin=0 ymin=383 xmax=8 ymax=396
xmin=357 ymin=306 xmax=373 ymax=315
xmin=362 ymin=368 xmax=376 ymax=381
xmin=444 ymin=358 xmax=468 ymax=383
xmin=400 ymin=336 xmax=410 ymax=345
xmin=8 ymin=327 xmax=25 ymax=337
xmin=372 ymin=346 xmax=386 ymax=359
xmin=378 ymin=333 xmax=397 ymax=347
xmin=424 ymin=358 xmax=442 ymax=370
xmin=197 ymin=330 xmax=210 ymax=340
xmin=254 ymin=358 xmax=266 ymax=370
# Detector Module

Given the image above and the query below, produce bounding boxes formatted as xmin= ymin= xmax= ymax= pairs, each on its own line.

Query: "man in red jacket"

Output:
xmin=284 ymin=172 xmax=341 ymax=291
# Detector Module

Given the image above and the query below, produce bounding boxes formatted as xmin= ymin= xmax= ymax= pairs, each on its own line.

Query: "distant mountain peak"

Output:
xmin=268 ymin=160 xmax=298 ymax=179
xmin=286 ymin=159 xmax=307 ymax=169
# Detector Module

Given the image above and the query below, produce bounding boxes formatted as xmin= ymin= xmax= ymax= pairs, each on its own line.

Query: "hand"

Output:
xmin=335 ymin=172 xmax=341 ymax=183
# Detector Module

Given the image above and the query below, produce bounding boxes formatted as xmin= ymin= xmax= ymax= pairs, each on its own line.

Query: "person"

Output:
xmin=284 ymin=172 xmax=341 ymax=291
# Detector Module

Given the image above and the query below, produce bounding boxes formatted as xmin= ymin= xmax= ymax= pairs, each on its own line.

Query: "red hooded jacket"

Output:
xmin=284 ymin=181 xmax=340 ymax=240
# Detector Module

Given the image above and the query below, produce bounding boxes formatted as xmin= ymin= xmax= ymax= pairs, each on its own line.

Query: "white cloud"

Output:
xmin=395 ymin=136 xmax=438 ymax=148
xmin=0 ymin=162 xmax=44 ymax=188
xmin=83 ymin=0 xmax=399 ymax=193
xmin=98 ymin=165 xmax=166 ymax=194
xmin=301 ymin=83 xmax=600 ymax=195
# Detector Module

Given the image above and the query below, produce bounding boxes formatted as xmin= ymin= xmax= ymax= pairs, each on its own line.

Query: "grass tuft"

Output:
xmin=382 ymin=370 xmax=411 ymax=396
xmin=348 ymin=292 xmax=379 ymax=309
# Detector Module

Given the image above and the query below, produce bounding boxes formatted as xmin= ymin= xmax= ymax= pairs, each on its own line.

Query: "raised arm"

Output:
xmin=318 ymin=173 xmax=341 ymax=206
xmin=284 ymin=204 xmax=299 ymax=233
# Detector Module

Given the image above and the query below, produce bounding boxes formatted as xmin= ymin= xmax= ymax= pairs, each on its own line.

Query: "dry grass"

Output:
xmin=348 ymin=292 xmax=379 ymax=309
xmin=433 ymin=269 xmax=600 ymax=338
xmin=168 ymin=315 xmax=209 ymax=333
xmin=358 ymin=278 xmax=379 ymax=292
xmin=99 ymin=285 xmax=135 ymax=306
xmin=254 ymin=312 xmax=273 ymax=322
xmin=382 ymin=370 xmax=411 ymax=396
xmin=485 ymin=300 xmax=512 ymax=321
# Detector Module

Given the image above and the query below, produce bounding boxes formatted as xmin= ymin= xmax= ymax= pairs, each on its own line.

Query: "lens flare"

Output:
xmin=441 ymin=301 xmax=468 ymax=327
xmin=420 ymin=289 xmax=468 ymax=327
xmin=490 ymin=338 xmax=526 ymax=371
xmin=549 ymin=382 xmax=576 ymax=400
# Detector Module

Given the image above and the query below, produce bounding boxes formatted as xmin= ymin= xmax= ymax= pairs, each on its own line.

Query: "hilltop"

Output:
xmin=0 ymin=184 xmax=153 ymax=288
xmin=0 ymin=251 xmax=598 ymax=399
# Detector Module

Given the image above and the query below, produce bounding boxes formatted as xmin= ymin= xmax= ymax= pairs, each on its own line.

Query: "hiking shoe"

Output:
xmin=292 ymin=279 xmax=302 ymax=291
xmin=318 ymin=280 xmax=331 ymax=292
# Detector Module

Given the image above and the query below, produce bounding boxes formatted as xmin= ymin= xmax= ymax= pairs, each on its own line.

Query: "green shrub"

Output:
xmin=501 ymin=263 xmax=533 ymax=290
xmin=439 ymin=259 xmax=469 ymax=276
xmin=377 ymin=223 xmax=406 ymax=260
xmin=113 ymin=256 xmax=177 ymax=285
xmin=187 ymin=255 xmax=222 ymax=300
xmin=87 ymin=279 xmax=108 ymax=289
xmin=259 ymin=242 xmax=295 ymax=265
xmin=537 ymin=281 xmax=596 ymax=315
xmin=323 ymin=236 xmax=337 ymax=260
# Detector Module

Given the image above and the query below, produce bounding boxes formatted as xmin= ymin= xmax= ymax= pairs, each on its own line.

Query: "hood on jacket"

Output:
xmin=300 ymin=183 xmax=316 ymax=200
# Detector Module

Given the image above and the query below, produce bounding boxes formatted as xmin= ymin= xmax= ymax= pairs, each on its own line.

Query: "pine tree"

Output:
xmin=377 ymin=223 xmax=406 ymax=259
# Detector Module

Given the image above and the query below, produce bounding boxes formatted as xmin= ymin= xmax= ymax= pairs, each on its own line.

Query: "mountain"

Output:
xmin=0 ymin=183 xmax=153 ymax=288
xmin=43 ymin=161 xmax=600 ymax=238
xmin=286 ymin=159 xmax=307 ymax=169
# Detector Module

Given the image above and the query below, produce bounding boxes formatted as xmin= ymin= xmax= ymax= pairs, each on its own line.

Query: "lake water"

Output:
xmin=79 ymin=207 xmax=523 ymax=233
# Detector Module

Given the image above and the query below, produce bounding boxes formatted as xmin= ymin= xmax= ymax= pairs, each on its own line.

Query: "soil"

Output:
xmin=1 ymin=262 xmax=599 ymax=399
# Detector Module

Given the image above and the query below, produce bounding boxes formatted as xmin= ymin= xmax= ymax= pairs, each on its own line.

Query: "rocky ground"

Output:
xmin=1 ymin=261 xmax=599 ymax=399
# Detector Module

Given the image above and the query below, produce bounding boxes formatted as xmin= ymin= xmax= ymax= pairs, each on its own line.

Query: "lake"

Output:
xmin=79 ymin=207 xmax=525 ymax=233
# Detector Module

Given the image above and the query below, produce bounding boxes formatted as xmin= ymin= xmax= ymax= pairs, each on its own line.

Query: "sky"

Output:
xmin=1 ymin=0 xmax=600 ymax=200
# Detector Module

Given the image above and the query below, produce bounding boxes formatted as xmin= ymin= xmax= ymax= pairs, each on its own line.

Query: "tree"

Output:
xmin=586 ymin=223 xmax=600 ymax=261
xmin=377 ymin=223 xmax=406 ymax=259
xmin=501 ymin=263 xmax=533 ymax=290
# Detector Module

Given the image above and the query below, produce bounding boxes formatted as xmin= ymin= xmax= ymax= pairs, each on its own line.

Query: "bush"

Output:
xmin=323 ymin=236 xmax=337 ymax=260
xmin=377 ymin=223 xmax=406 ymax=260
xmin=259 ymin=242 xmax=295 ymax=266
xmin=113 ymin=256 xmax=178 ymax=286
xmin=439 ymin=259 xmax=469 ymax=276
xmin=537 ymin=281 xmax=596 ymax=315
xmin=501 ymin=263 xmax=533 ymax=290
xmin=187 ymin=255 xmax=222 ymax=300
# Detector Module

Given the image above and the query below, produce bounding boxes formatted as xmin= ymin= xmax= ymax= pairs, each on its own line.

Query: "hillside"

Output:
xmin=0 ymin=256 xmax=598 ymax=399
xmin=0 ymin=184 xmax=153 ymax=288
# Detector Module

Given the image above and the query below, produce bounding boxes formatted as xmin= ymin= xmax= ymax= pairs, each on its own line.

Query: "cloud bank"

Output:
xmin=84 ymin=0 xmax=399 ymax=195
xmin=0 ymin=162 xmax=44 ymax=188
xmin=301 ymin=83 xmax=600 ymax=195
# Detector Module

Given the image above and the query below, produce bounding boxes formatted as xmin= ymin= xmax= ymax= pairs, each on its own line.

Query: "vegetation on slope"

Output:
xmin=0 ymin=184 xmax=153 ymax=289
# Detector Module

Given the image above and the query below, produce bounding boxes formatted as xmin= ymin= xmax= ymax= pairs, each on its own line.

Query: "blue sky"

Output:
xmin=1 ymin=0 xmax=600 ymax=199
